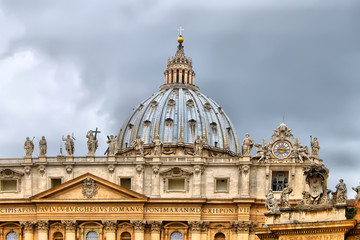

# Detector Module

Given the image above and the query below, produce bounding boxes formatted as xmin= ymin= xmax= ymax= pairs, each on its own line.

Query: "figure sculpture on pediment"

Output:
xmin=24 ymin=137 xmax=34 ymax=158
xmin=107 ymin=135 xmax=117 ymax=156
xmin=133 ymin=136 xmax=144 ymax=155
xmin=242 ymin=133 xmax=254 ymax=156
xmin=293 ymin=139 xmax=310 ymax=163
xmin=280 ymin=184 xmax=293 ymax=208
xmin=311 ymin=137 xmax=320 ymax=158
xmin=265 ymin=190 xmax=279 ymax=213
xmin=62 ymin=135 xmax=75 ymax=156
xmin=39 ymin=136 xmax=47 ymax=156
xmin=86 ymin=130 xmax=98 ymax=156
xmin=252 ymin=139 xmax=269 ymax=163
xmin=335 ymin=179 xmax=347 ymax=204
xmin=152 ymin=135 xmax=163 ymax=156
xmin=352 ymin=183 xmax=360 ymax=203
xmin=194 ymin=136 xmax=204 ymax=155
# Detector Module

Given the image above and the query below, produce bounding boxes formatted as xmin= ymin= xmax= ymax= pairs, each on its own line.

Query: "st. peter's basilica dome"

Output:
xmin=116 ymin=35 xmax=241 ymax=155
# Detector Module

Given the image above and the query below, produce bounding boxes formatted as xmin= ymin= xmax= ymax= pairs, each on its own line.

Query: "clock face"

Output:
xmin=272 ymin=141 xmax=291 ymax=158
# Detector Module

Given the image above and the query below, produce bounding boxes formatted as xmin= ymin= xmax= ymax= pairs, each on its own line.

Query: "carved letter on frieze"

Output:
xmin=20 ymin=221 xmax=36 ymax=232
xmin=82 ymin=178 xmax=98 ymax=198
xmin=102 ymin=220 xmax=117 ymax=231
xmin=37 ymin=220 xmax=49 ymax=231
xmin=130 ymin=220 xmax=146 ymax=231
xmin=61 ymin=220 xmax=77 ymax=231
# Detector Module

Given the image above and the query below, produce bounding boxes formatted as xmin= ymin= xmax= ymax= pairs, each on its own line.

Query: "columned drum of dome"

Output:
xmin=116 ymin=35 xmax=241 ymax=155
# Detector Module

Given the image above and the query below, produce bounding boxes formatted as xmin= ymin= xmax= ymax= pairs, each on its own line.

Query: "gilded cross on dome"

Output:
xmin=177 ymin=26 xmax=184 ymax=35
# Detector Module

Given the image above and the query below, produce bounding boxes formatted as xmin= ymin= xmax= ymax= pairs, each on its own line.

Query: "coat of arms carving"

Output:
xmin=82 ymin=177 xmax=98 ymax=198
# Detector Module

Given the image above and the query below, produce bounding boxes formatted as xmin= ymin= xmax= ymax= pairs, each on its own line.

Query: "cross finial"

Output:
xmin=177 ymin=26 xmax=184 ymax=36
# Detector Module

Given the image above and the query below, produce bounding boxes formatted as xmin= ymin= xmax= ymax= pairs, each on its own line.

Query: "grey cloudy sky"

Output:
xmin=0 ymin=0 xmax=359 ymax=194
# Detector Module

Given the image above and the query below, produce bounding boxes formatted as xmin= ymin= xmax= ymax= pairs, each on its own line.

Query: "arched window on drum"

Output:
xmin=170 ymin=231 xmax=183 ymax=240
xmin=214 ymin=232 xmax=225 ymax=240
xmin=6 ymin=232 xmax=18 ymax=240
xmin=86 ymin=231 xmax=98 ymax=240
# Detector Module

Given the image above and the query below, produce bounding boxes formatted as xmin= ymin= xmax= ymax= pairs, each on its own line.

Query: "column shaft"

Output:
xmin=106 ymin=232 xmax=116 ymax=240
xmin=38 ymin=231 xmax=48 ymax=240
xmin=65 ymin=232 xmax=76 ymax=240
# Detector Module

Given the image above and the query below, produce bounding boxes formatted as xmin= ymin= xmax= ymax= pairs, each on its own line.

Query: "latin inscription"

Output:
xmin=0 ymin=206 xmax=249 ymax=215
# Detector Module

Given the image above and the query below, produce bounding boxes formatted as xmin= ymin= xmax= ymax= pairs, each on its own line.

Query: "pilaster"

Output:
xmin=200 ymin=222 xmax=209 ymax=240
xmin=188 ymin=221 xmax=201 ymax=240
xmin=37 ymin=220 xmax=49 ymax=240
xmin=20 ymin=221 xmax=35 ymax=240
xmin=62 ymin=220 xmax=77 ymax=240
xmin=192 ymin=165 xmax=203 ymax=198
xmin=135 ymin=164 xmax=144 ymax=194
xmin=149 ymin=221 xmax=162 ymax=240
xmin=240 ymin=165 xmax=250 ymax=197
xmin=151 ymin=165 xmax=160 ymax=197
xmin=102 ymin=220 xmax=117 ymax=240
xmin=131 ymin=220 xmax=146 ymax=240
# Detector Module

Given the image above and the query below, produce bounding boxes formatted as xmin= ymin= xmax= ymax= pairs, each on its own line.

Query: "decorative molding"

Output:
xmin=51 ymin=222 xmax=65 ymax=231
xmin=108 ymin=164 xmax=115 ymax=174
xmin=201 ymin=221 xmax=209 ymax=232
xmin=149 ymin=221 xmax=162 ymax=233
xmin=0 ymin=168 xmax=24 ymax=178
xmin=102 ymin=220 xmax=117 ymax=231
xmin=82 ymin=177 xmax=98 ymax=198
xmin=24 ymin=166 xmax=31 ymax=175
xmin=136 ymin=165 xmax=144 ymax=175
xmin=241 ymin=165 xmax=250 ymax=174
xmin=193 ymin=165 xmax=204 ymax=175
xmin=38 ymin=165 xmax=46 ymax=176
xmin=188 ymin=221 xmax=202 ymax=233
xmin=61 ymin=220 xmax=77 ymax=231
xmin=37 ymin=220 xmax=49 ymax=231
xmin=152 ymin=165 xmax=160 ymax=175
xmin=131 ymin=220 xmax=146 ymax=231
xmin=65 ymin=165 xmax=73 ymax=174
xmin=20 ymin=221 xmax=36 ymax=232
xmin=230 ymin=221 xmax=257 ymax=233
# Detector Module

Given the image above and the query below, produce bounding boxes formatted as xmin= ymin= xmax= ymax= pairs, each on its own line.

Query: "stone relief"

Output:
xmin=62 ymin=135 xmax=75 ymax=156
xmin=65 ymin=165 xmax=73 ymax=174
xmin=108 ymin=164 xmax=115 ymax=174
xmin=24 ymin=137 xmax=34 ymax=158
xmin=242 ymin=133 xmax=254 ymax=156
xmin=280 ymin=184 xmax=293 ymax=208
xmin=38 ymin=165 xmax=46 ymax=176
xmin=335 ymin=179 xmax=347 ymax=204
xmin=39 ymin=136 xmax=47 ymax=156
xmin=86 ymin=130 xmax=98 ymax=156
xmin=265 ymin=190 xmax=279 ymax=213
xmin=300 ymin=164 xmax=331 ymax=205
xmin=82 ymin=178 xmax=98 ymax=199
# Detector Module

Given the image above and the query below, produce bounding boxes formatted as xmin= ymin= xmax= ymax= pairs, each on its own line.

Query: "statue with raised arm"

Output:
xmin=86 ymin=130 xmax=98 ymax=156
xmin=39 ymin=136 xmax=47 ymax=156
xmin=242 ymin=133 xmax=254 ymax=156
xmin=24 ymin=137 xmax=34 ymax=158
xmin=335 ymin=179 xmax=347 ymax=204
xmin=62 ymin=135 xmax=74 ymax=156
xmin=265 ymin=190 xmax=279 ymax=213
xmin=311 ymin=137 xmax=320 ymax=158
xmin=107 ymin=135 xmax=117 ymax=156
xmin=280 ymin=184 xmax=293 ymax=208
xmin=133 ymin=136 xmax=144 ymax=155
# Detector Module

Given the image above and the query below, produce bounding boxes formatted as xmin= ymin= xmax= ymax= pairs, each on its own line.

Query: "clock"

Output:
xmin=272 ymin=141 xmax=291 ymax=158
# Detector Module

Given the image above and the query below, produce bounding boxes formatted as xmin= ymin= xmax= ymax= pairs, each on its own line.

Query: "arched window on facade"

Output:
xmin=214 ymin=233 xmax=225 ymax=240
xmin=170 ymin=231 xmax=183 ymax=240
xmin=53 ymin=232 xmax=64 ymax=240
xmin=6 ymin=232 xmax=18 ymax=240
xmin=86 ymin=231 xmax=98 ymax=240
xmin=121 ymin=232 xmax=131 ymax=240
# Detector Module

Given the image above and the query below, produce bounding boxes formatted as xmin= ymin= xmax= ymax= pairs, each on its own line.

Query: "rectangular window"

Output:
xmin=215 ymin=178 xmax=229 ymax=192
xmin=168 ymin=178 xmax=185 ymax=191
xmin=272 ymin=171 xmax=288 ymax=191
xmin=51 ymin=178 xmax=62 ymax=188
xmin=1 ymin=180 xmax=17 ymax=192
xmin=120 ymin=178 xmax=132 ymax=190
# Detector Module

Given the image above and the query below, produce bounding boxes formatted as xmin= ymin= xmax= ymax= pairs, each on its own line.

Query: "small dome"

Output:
xmin=116 ymin=84 xmax=240 ymax=154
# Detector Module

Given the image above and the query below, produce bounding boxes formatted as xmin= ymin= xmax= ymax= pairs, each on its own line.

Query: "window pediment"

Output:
xmin=159 ymin=167 xmax=193 ymax=178
xmin=0 ymin=169 xmax=24 ymax=178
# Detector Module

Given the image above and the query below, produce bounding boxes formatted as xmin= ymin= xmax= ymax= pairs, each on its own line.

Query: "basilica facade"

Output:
xmin=0 ymin=34 xmax=358 ymax=240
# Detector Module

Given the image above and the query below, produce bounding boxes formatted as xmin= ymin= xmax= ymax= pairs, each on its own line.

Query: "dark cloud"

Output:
xmin=0 ymin=0 xmax=360 ymax=190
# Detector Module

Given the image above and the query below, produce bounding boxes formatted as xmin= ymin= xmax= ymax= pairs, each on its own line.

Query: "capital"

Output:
xmin=188 ymin=221 xmax=202 ymax=233
xmin=61 ymin=220 xmax=77 ymax=231
xmin=102 ymin=220 xmax=117 ymax=232
xmin=37 ymin=220 xmax=49 ymax=231
xmin=149 ymin=221 xmax=162 ymax=233
xmin=20 ymin=221 xmax=36 ymax=232
xmin=131 ymin=220 xmax=146 ymax=231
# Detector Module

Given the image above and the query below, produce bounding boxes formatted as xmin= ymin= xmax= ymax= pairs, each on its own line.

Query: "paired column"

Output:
xmin=131 ymin=220 xmax=146 ymax=240
xmin=62 ymin=220 xmax=77 ymax=240
xmin=37 ymin=221 xmax=48 ymax=240
xmin=102 ymin=220 xmax=117 ymax=240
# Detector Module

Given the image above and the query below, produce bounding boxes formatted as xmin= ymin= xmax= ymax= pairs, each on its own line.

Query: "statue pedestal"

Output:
xmin=194 ymin=157 xmax=202 ymax=162
xmin=240 ymin=156 xmax=251 ymax=162
xmin=136 ymin=156 xmax=144 ymax=162
xmin=152 ymin=157 xmax=160 ymax=162
xmin=66 ymin=157 xmax=74 ymax=162
xmin=24 ymin=157 xmax=32 ymax=163
xmin=87 ymin=157 xmax=95 ymax=162
xmin=38 ymin=157 xmax=47 ymax=162
xmin=108 ymin=156 xmax=116 ymax=162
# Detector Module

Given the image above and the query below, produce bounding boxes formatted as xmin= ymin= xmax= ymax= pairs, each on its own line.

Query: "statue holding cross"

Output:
xmin=86 ymin=128 xmax=100 ymax=156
